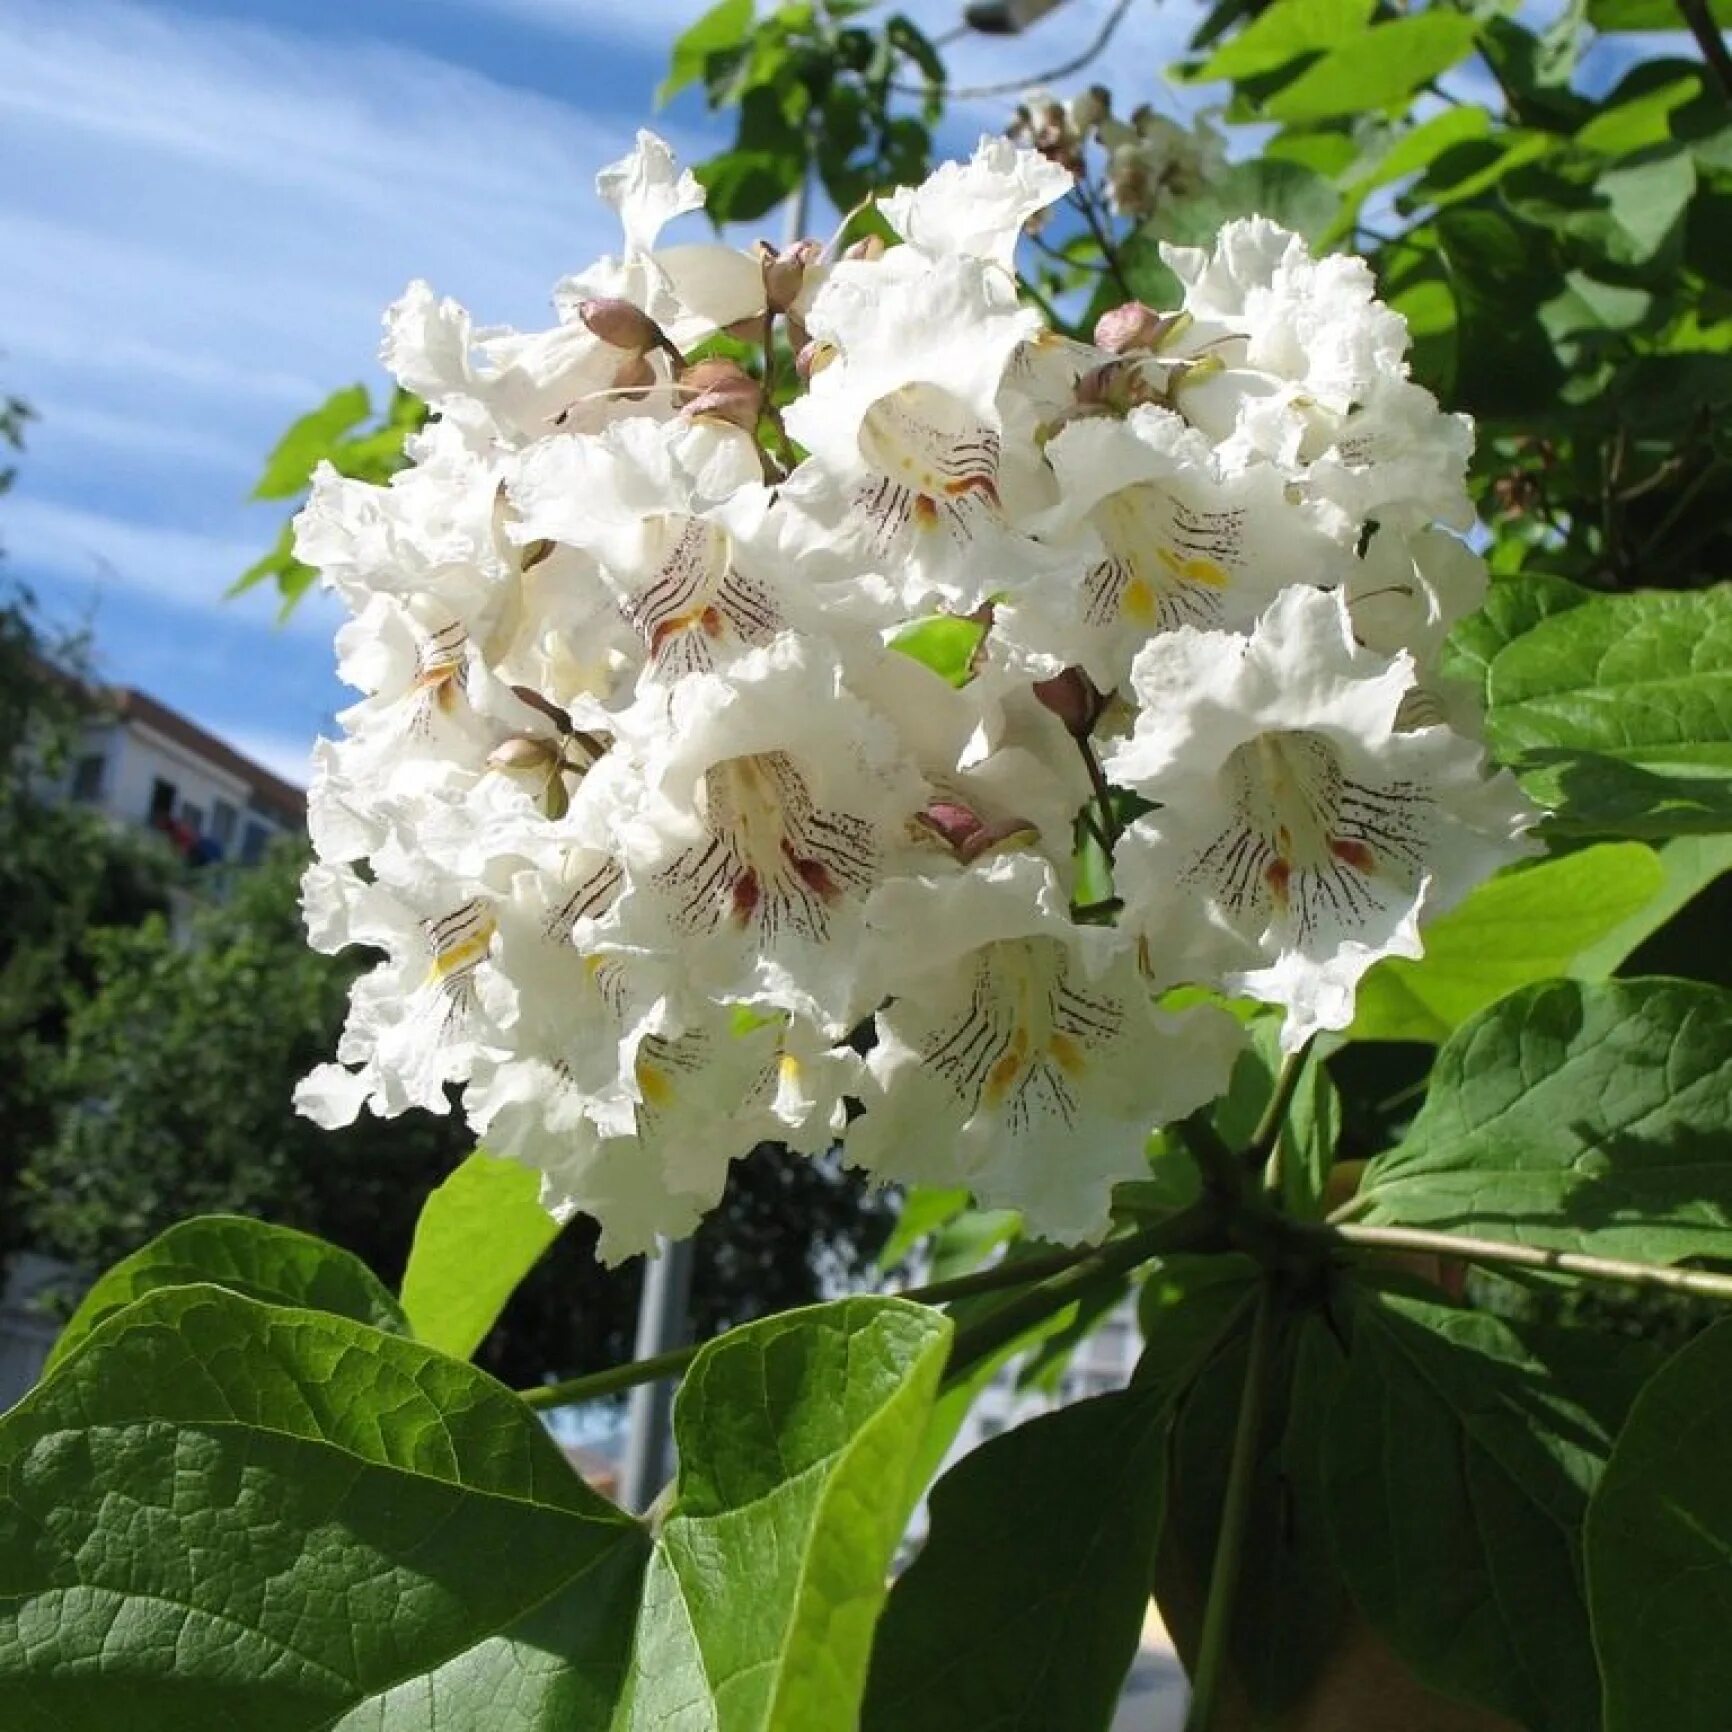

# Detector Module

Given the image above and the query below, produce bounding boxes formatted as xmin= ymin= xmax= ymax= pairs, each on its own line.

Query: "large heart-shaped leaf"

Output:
xmin=1325 ymin=1291 xmax=1656 ymax=1731
xmin=1356 ymin=978 xmax=1732 ymax=1263
xmin=0 ymin=1286 xmax=648 ymax=1732
xmin=44 ymin=1213 xmax=407 ymax=1376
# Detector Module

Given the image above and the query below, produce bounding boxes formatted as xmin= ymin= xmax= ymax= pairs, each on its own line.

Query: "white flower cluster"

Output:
xmin=295 ymin=132 xmax=1535 ymax=1259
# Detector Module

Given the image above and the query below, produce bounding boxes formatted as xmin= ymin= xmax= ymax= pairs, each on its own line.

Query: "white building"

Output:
xmin=56 ymin=683 xmax=304 ymax=866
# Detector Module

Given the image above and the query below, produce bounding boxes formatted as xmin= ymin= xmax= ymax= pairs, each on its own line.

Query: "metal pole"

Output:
xmin=620 ymin=1235 xmax=696 ymax=1513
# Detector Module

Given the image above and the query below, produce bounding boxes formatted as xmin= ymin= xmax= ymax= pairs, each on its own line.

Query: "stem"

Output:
xmin=1175 ymin=1110 xmax=1246 ymax=1209
xmin=520 ymin=1231 xmax=1177 ymax=1410
xmin=1184 ymin=1291 xmax=1275 ymax=1732
xmin=522 ymin=1341 xmax=698 ymax=1410
xmin=945 ymin=1205 xmax=1217 ymax=1382
xmin=1071 ymin=178 xmax=1133 ymax=303
xmin=1676 ymin=0 xmax=1732 ymax=102
xmin=1248 ymin=1043 xmax=1312 ymax=1188
xmin=1318 ymin=1222 xmax=1732 ymax=1305
xmin=1074 ymin=734 xmax=1123 ymax=850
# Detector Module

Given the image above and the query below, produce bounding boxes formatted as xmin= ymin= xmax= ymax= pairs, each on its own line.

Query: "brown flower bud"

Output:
xmin=679 ymin=357 xmax=762 ymax=431
xmin=488 ymin=733 xmax=561 ymax=774
xmin=578 ymin=296 xmax=664 ymax=354
xmin=1031 ymin=666 xmax=1106 ymax=738
xmin=757 ymin=238 xmax=822 ymax=315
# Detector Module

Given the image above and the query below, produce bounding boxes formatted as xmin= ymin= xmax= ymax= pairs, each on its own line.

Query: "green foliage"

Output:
xmin=863 ymin=1391 xmax=1170 ymax=1732
xmin=1586 ymin=1317 xmax=1732 ymax=1730
xmin=45 ymin=1214 xmax=407 ymax=1374
xmin=1323 ymin=1291 xmax=1653 ymax=1729
xmin=673 ymin=0 xmax=945 ymax=225
xmin=1346 ymin=840 xmax=1666 ymax=1041
xmin=398 ymin=1152 xmax=562 ymax=1359
xmin=0 ymin=1287 xmax=947 ymax=1731
xmin=0 ymin=1285 xmax=649 ymax=1731
xmin=234 ymin=384 xmax=423 ymax=614
xmin=1358 ymin=977 xmax=1732 ymax=1262
xmin=624 ymin=1298 xmax=948 ymax=1730
xmin=1480 ymin=585 xmax=1732 ymax=835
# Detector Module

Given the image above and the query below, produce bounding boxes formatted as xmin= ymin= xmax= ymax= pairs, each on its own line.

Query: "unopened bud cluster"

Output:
xmin=296 ymin=132 xmax=1534 ymax=1257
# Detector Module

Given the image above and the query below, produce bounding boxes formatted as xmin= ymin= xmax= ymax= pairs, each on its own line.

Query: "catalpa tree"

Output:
xmin=5 ymin=1 xmax=1731 ymax=1727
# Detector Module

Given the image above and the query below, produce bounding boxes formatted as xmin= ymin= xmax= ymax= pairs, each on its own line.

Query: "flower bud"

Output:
xmin=578 ymin=296 xmax=665 ymax=354
xmin=1069 ymin=84 xmax=1111 ymax=133
xmin=795 ymin=339 xmax=836 ymax=381
xmin=679 ymin=358 xmax=762 ymax=431
xmin=1031 ymin=666 xmax=1106 ymax=738
xmin=842 ymin=234 xmax=887 ymax=263
xmin=1094 ymin=301 xmax=1182 ymax=356
xmin=488 ymin=733 xmax=561 ymax=774
xmin=757 ymin=238 xmax=822 ymax=315
xmin=917 ymin=800 xmax=1040 ymax=864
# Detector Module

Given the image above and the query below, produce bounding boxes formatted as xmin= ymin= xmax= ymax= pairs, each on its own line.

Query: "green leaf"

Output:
xmin=1185 ymin=0 xmax=1376 ymax=84
xmin=398 ymin=1152 xmax=562 ymax=1361
xmin=45 ymin=1213 xmax=406 ymax=1376
xmin=1445 ymin=571 xmax=1596 ymax=698
xmin=0 ymin=1285 xmax=649 ymax=1730
xmin=1157 ymin=157 xmax=1340 ymax=245
xmin=1157 ymin=1313 xmax=1348 ymax=1716
xmin=1262 ymin=12 xmax=1480 ymax=123
xmin=1213 ymin=1021 xmax=1338 ymax=1215
xmin=1347 ymin=842 xmax=1666 ymax=1043
xmin=659 ymin=0 xmax=755 ymax=105
xmin=887 ymin=612 xmax=985 ymax=685
xmin=1482 ymin=586 xmax=1732 ymax=835
xmin=250 ymin=384 xmax=370 ymax=500
xmin=622 ymin=1296 xmax=950 ymax=1731
xmin=0 ymin=1289 xmax=952 ymax=1732
xmin=1435 ymin=205 xmax=1567 ymax=417
xmin=1575 ymin=74 xmax=1701 ymax=155
xmin=1324 ymin=1290 xmax=1644 ymax=1731
xmin=1571 ymin=832 xmax=1732 ymax=978
xmin=876 ymin=1185 xmax=969 ymax=1269
xmin=227 ymin=517 xmax=313 ymax=603
xmin=861 ymin=1389 xmax=1170 ymax=1732
xmin=1358 ymin=977 xmax=1732 ymax=1262
xmin=1588 ymin=0 xmax=1731 ymax=27
xmin=1586 ymin=1317 xmax=1732 ymax=1731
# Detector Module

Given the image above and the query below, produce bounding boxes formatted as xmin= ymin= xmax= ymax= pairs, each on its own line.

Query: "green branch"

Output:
xmin=520 ymin=1222 xmax=1209 ymax=1410
xmin=1318 ymin=1222 xmax=1732 ymax=1304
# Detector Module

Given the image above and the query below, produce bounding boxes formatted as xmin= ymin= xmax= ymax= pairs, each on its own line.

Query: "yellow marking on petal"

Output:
xmin=1123 ymin=577 xmax=1157 ymax=625
xmin=1157 ymin=547 xmax=1229 ymax=588
xmin=983 ymin=1028 xmax=1031 ymax=1107
xmin=426 ymin=921 xmax=495 ymax=986
xmin=778 ymin=1053 xmax=803 ymax=1089
xmin=635 ymin=1057 xmax=674 ymax=1110
xmin=1047 ymin=1032 xmax=1088 ymax=1078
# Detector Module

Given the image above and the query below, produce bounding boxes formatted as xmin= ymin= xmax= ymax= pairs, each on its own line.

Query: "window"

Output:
xmin=148 ymin=778 xmax=178 ymax=823
xmin=210 ymin=800 xmax=238 ymax=849
xmin=240 ymin=821 xmax=271 ymax=866
xmin=179 ymin=802 xmax=205 ymax=837
xmin=70 ymin=752 xmax=106 ymax=802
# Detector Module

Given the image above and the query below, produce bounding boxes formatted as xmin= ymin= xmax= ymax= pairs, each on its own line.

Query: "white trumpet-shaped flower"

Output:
xmin=1107 ymin=586 xmax=1538 ymax=1049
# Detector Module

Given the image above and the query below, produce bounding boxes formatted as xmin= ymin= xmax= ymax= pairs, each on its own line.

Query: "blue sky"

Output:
xmin=0 ymin=0 xmax=1662 ymax=785
xmin=0 ymin=0 xmax=1211 ymax=785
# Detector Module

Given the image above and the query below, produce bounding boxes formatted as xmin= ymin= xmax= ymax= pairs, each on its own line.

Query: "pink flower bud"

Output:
xmin=1094 ymin=301 xmax=1180 ymax=356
